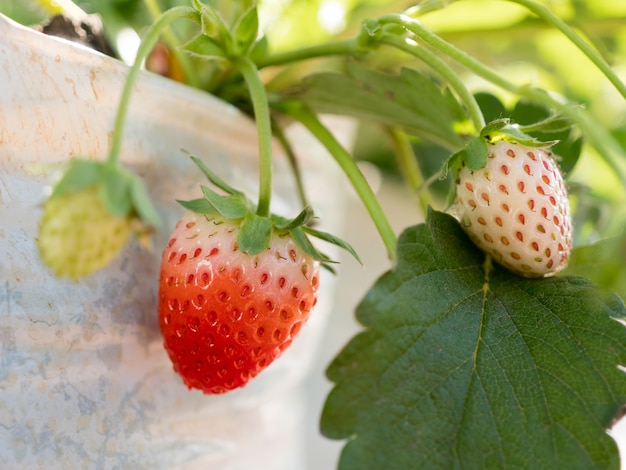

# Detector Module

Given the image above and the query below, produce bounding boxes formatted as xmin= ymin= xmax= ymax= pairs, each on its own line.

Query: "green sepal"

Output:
xmin=517 ymin=113 xmax=573 ymax=134
xmin=177 ymin=197 xmax=217 ymax=214
xmin=291 ymin=226 xmax=336 ymax=267
xmin=181 ymin=154 xmax=361 ymax=274
xmin=181 ymin=34 xmax=228 ymax=61
xmin=200 ymin=184 xmax=249 ymax=219
xmin=232 ymin=5 xmax=259 ymax=56
xmin=439 ymin=136 xmax=486 ymax=183
xmin=197 ymin=2 xmax=230 ymax=40
xmin=130 ymin=176 xmax=161 ymax=228
xmin=302 ymin=225 xmax=363 ymax=266
xmin=190 ymin=155 xmax=243 ymax=196
xmin=49 ymin=159 xmax=103 ymax=198
xmin=48 ymin=159 xmax=160 ymax=228
xmin=481 ymin=118 xmax=558 ymax=147
xmin=442 ymin=117 xmax=560 ymax=182
xmin=101 ymin=165 xmax=134 ymax=218
xmin=249 ymin=34 xmax=269 ymax=63
xmin=238 ymin=212 xmax=273 ymax=255
xmin=464 ymin=135 xmax=488 ymax=170
xmin=439 ymin=148 xmax=464 ymax=182
xmin=273 ymin=206 xmax=316 ymax=230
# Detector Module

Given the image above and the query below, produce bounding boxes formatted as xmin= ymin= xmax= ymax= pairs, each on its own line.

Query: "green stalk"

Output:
xmin=504 ymin=0 xmax=626 ymax=102
xmin=108 ymin=6 xmax=197 ymax=166
xmin=142 ymin=0 xmax=200 ymax=88
xmin=379 ymin=33 xmax=485 ymax=133
xmin=287 ymin=103 xmax=398 ymax=262
xmin=255 ymin=38 xmax=362 ymax=69
xmin=387 ymin=127 xmax=430 ymax=213
xmin=235 ymin=57 xmax=274 ymax=217
xmin=378 ymin=14 xmax=626 ymax=187
xmin=273 ymin=125 xmax=310 ymax=209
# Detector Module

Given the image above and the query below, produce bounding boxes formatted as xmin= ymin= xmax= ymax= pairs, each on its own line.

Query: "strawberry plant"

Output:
xmin=9 ymin=0 xmax=626 ymax=468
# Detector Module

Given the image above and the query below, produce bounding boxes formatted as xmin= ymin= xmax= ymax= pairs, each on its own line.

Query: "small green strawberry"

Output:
xmin=37 ymin=159 xmax=160 ymax=279
xmin=38 ymin=186 xmax=134 ymax=280
xmin=454 ymin=139 xmax=572 ymax=277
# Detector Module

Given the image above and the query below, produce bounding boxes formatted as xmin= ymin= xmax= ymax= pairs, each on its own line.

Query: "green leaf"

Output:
xmin=474 ymin=92 xmax=506 ymax=124
xmin=50 ymin=159 xmax=104 ymax=197
xmin=323 ymin=210 xmax=626 ymax=470
xmin=232 ymin=5 xmax=258 ymax=55
xmin=237 ymin=213 xmax=273 ymax=255
xmin=129 ymin=176 xmax=161 ymax=228
xmin=563 ymin=235 xmax=626 ymax=302
xmin=286 ymin=62 xmax=466 ymax=150
xmin=200 ymin=185 xmax=249 ymax=219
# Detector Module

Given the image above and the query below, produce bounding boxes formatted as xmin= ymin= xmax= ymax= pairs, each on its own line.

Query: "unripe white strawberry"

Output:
xmin=454 ymin=140 xmax=572 ymax=277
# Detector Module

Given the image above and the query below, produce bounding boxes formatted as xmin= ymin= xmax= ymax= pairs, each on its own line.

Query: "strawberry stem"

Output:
xmin=286 ymin=103 xmax=398 ymax=263
xmin=505 ymin=0 xmax=626 ymax=102
xmin=378 ymin=13 xmax=626 ymax=188
xmin=273 ymin=125 xmax=310 ymax=209
xmin=142 ymin=0 xmax=200 ymax=88
xmin=378 ymin=32 xmax=485 ymax=133
xmin=387 ymin=127 xmax=430 ymax=213
xmin=235 ymin=57 xmax=274 ymax=218
xmin=108 ymin=6 xmax=197 ymax=166
xmin=255 ymin=38 xmax=363 ymax=69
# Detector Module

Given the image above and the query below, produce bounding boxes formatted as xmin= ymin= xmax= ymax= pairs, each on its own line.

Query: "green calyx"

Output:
xmin=186 ymin=0 xmax=260 ymax=61
xmin=48 ymin=158 xmax=161 ymax=230
xmin=178 ymin=156 xmax=361 ymax=272
xmin=441 ymin=114 xmax=571 ymax=181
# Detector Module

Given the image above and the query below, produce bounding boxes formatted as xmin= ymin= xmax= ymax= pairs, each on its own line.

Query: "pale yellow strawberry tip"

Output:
xmin=37 ymin=187 xmax=133 ymax=280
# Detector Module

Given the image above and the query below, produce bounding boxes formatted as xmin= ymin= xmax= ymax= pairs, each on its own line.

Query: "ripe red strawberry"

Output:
xmin=455 ymin=140 xmax=572 ymax=277
xmin=159 ymin=211 xmax=321 ymax=394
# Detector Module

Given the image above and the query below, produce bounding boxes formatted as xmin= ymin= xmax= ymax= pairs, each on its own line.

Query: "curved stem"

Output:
xmin=273 ymin=124 xmax=309 ymax=209
xmin=235 ymin=57 xmax=274 ymax=217
xmin=255 ymin=38 xmax=362 ymax=69
xmin=504 ymin=0 xmax=626 ymax=102
xmin=108 ymin=6 xmax=197 ymax=166
xmin=378 ymin=13 xmax=626 ymax=187
xmin=379 ymin=33 xmax=485 ymax=133
xmin=287 ymin=103 xmax=398 ymax=263
xmin=142 ymin=0 xmax=200 ymax=88
xmin=387 ymin=127 xmax=430 ymax=213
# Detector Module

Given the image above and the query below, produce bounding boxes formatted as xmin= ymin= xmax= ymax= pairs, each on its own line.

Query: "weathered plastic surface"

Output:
xmin=0 ymin=14 xmax=344 ymax=469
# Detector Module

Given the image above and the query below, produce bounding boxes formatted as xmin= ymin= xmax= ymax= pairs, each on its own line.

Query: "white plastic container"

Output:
xmin=0 ymin=14 xmax=344 ymax=469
